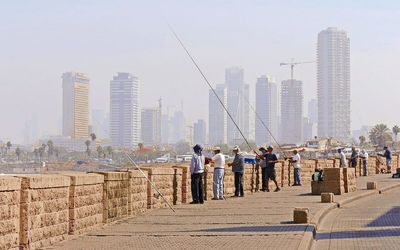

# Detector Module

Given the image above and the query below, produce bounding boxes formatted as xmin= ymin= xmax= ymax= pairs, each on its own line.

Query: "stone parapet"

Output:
xmin=0 ymin=176 xmax=21 ymax=250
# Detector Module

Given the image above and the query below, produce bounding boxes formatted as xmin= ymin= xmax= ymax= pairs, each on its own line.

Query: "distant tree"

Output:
xmin=85 ymin=140 xmax=91 ymax=157
xmin=15 ymin=147 xmax=21 ymax=161
xmin=47 ymin=140 xmax=54 ymax=157
xmin=96 ymin=146 xmax=103 ymax=158
xmin=106 ymin=146 xmax=113 ymax=159
xmin=38 ymin=147 xmax=45 ymax=162
xmin=239 ymin=140 xmax=257 ymax=153
xmin=90 ymin=133 xmax=97 ymax=142
xmin=369 ymin=124 xmax=392 ymax=147
xmin=33 ymin=148 xmax=39 ymax=160
xmin=174 ymin=140 xmax=191 ymax=155
xmin=138 ymin=143 xmax=144 ymax=150
xmin=6 ymin=141 xmax=12 ymax=154
xmin=359 ymin=135 xmax=366 ymax=146
xmin=392 ymin=125 xmax=400 ymax=142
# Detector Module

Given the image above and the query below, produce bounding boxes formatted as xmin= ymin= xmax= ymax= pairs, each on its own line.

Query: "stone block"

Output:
xmin=367 ymin=182 xmax=377 ymax=190
xmin=293 ymin=208 xmax=309 ymax=223
xmin=323 ymin=168 xmax=343 ymax=181
xmin=61 ymin=172 xmax=104 ymax=186
xmin=321 ymin=193 xmax=334 ymax=203
xmin=0 ymin=177 xmax=21 ymax=192
xmin=19 ymin=175 xmax=70 ymax=189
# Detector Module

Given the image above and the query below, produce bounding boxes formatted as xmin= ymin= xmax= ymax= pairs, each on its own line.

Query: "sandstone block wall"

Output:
xmin=312 ymin=168 xmax=345 ymax=195
xmin=62 ymin=173 xmax=104 ymax=235
xmin=19 ymin=175 xmax=70 ymax=249
xmin=143 ymin=168 xmax=182 ymax=209
xmin=343 ymin=168 xmax=357 ymax=193
xmin=95 ymin=172 xmax=129 ymax=223
xmin=203 ymin=168 xmax=214 ymax=200
xmin=0 ymin=177 xmax=21 ymax=250
xmin=173 ymin=166 xmax=191 ymax=203
xmin=128 ymin=170 xmax=148 ymax=216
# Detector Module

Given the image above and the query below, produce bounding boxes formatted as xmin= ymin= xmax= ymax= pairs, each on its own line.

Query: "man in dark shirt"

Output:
xmin=350 ymin=147 xmax=358 ymax=168
xmin=263 ymin=146 xmax=281 ymax=192
xmin=228 ymin=146 xmax=244 ymax=197
xmin=379 ymin=146 xmax=392 ymax=173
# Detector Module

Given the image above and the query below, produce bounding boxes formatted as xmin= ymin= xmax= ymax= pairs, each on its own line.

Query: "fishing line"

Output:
xmin=167 ymin=23 xmax=256 ymax=154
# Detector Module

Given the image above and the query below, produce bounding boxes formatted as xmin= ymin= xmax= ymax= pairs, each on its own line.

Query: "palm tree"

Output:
xmin=106 ymin=146 xmax=113 ymax=159
xmin=38 ymin=147 xmax=45 ymax=162
xmin=85 ymin=140 xmax=91 ymax=157
xmin=392 ymin=125 xmax=400 ymax=142
xmin=6 ymin=141 xmax=12 ymax=155
xmin=15 ymin=147 xmax=21 ymax=161
xmin=96 ymin=146 xmax=103 ymax=158
xmin=90 ymin=133 xmax=97 ymax=142
xmin=359 ymin=135 xmax=366 ymax=146
xmin=33 ymin=148 xmax=39 ymax=161
xmin=369 ymin=124 xmax=393 ymax=147
xmin=47 ymin=140 xmax=54 ymax=157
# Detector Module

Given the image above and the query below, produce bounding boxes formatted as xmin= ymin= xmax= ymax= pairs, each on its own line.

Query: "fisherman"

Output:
xmin=350 ymin=146 xmax=358 ymax=168
xmin=289 ymin=149 xmax=302 ymax=186
xmin=264 ymin=146 xmax=281 ymax=192
xmin=228 ymin=146 xmax=244 ymax=197
xmin=258 ymin=147 xmax=268 ymax=192
xmin=338 ymin=148 xmax=347 ymax=168
xmin=211 ymin=146 xmax=225 ymax=200
xmin=190 ymin=144 xmax=205 ymax=204
xmin=378 ymin=146 xmax=392 ymax=173
xmin=359 ymin=149 xmax=368 ymax=176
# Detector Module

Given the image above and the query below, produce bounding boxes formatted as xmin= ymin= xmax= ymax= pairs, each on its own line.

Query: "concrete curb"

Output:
xmin=299 ymin=181 xmax=400 ymax=250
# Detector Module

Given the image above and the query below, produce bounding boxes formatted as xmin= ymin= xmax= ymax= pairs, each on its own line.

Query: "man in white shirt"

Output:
xmin=289 ymin=150 xmax=301 ymax=186
xmin=211 ymin=147 xmax=225 ymax=200
xmin=338 ymin=148 xmax=347 ymax=168
xmin=360 ymin=149 xmax=369 ymax=176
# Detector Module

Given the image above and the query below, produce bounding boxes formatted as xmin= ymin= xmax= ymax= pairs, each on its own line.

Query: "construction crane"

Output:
xmin=280 ymin=59 xmax=314 ymax=81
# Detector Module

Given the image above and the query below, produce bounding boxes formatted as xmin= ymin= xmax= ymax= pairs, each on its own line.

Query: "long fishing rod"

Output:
xmin=239 ymin=92 xmax=288 ymax=159
xmin=167 ymin=23 xmax=256 ymax=154
xmin=91 ymin=116 xmax=176 ymax=212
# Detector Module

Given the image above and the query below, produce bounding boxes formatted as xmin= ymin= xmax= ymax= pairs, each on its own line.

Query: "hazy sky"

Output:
xmin=1 ymin=0 xmax=400 ymax=143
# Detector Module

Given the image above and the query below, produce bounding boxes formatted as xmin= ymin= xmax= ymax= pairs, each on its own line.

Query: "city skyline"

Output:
xmin=1 ymin=1 xmax=400 ymax=143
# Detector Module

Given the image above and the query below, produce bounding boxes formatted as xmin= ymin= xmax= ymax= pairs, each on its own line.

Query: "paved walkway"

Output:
xmin=48 ymin=174 xmax=400 ymax=250
xmin=314 ymin=186 xmax=400 ymax=250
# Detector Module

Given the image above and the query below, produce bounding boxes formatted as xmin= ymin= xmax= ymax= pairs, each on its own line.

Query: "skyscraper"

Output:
xmin=280 ymin=79 xmax=303 ymax=144
xmin=62 ymin=72 xmax=90 ymax=139
xmin=308 ymin=99 xmax=318 ymax=125
xmin=225 ymin=67 xmax=250 ymax=145
xmin=141 ymin=108 xmax=161 ymax=146
xmin=208 ymin=84 xmax=227 ymax=145
xmin=110 ymin=72 xmax=140 ymax=148
xmin=194 ymin=119 xmax=206 ymax=146
xmin=169 ymin=110 xmax=185 ymax=144
xmin=317 ymin=27 xmax=350 ymax=141
xmin=255 ymin=75 xmax=278 ymax=146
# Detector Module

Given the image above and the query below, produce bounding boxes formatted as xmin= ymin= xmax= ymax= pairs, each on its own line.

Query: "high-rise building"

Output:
xmin=308 ymin=99 xmax=318 ymax=124
xmin=317 ymin=27 xmax=350 ymax=141
xmin=110 ymin=72 xmax=140 ymax=148
xmin=141 ymin=108 xmax=161 ymax=146
xmin=194 ymin=119 xmax=206 ymax=145
xmin=280 ymin=79 xmax=303 ymax=144
xmin=255 ymin=75 xmax=278 ymax=146
xmin=208 ymin=84 xmax=227 ymax=145
xmin=169 ymin=110 xmax=185 ymax=144
xmin=225 ymin=67 xmax=250 ymax=145
xmin=161 ymin=114 xmax=170 ymax=144
xmin=62 ymin=72 xmax=90 ymax=139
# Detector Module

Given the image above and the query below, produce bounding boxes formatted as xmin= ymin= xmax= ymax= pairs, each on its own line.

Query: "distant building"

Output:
xmin=225 ymin=67 xmax=250 ymax=145
xmin=255 ymin=75 xmax=278 ymax=146
xmin=141 ymin=108 xmax=161 ymax=146
xmin=62 ymin=72 xmax=90 ymax=139
xmin=110 ymin=72 xmax=140 ymax=148
xmin=43 ymin=135 xmax=95 ymax=152
xmin=317 ymin=27 xmax=350 ymax=141
xmin=308 ymin=99 xmax=318 ymax=124
xmin=194 ymin=119 xmax=207 ymax=146
xmin=91 ymin=109 xmax=109 ymax=139
xmin=169 ymin=110 xmax=185 ymax=144
xmin=303 ymin=117 xmax=314 ymax=142
xmin=161 ymin=114 xmax=170 ymax=144
xmin=281 ymin=79 xmax=303 ymax=144
xmin=208 ymin=84 xmax=227 ymax=145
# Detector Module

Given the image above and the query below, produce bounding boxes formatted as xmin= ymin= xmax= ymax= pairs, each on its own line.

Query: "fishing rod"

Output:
xmin=91 ymin=115 xmax=176 ymax=212
xmin=167 ymin=23 xmax=257 ymax=154
xmin=238 ymin=91 xmax=288 ymax=159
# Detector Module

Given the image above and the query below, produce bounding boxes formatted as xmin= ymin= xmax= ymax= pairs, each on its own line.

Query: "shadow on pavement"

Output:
xmin=316 ymin=228 xmax=400 ymax=240
xmin=367 ymin=207 xmax=400 ymax=227
xmin=191 ymin=225 xmax=314 ymax=233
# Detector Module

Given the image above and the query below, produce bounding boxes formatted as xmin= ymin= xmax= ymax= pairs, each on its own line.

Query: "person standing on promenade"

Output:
xmin=379 ymin=146 xmax=392 ymax=173
xmin=258 ymin=147 xmax=268 ymax=192
xmin=338 ymin=148 xmax=347 ymax=168
xmin=264 ymin=146 xmax=281 ymax=192
xmin=359 ymin=149 xmax=369 ymax=176
xmin=289 ymin=150 xmax=302 ymax=186
xmin=350 ymin=146 xmax=358 ymax=168
xmin=190 ymin=144 xmax=205 ymax=204
xmin=211 ymin=147 xmax=225 ymax=200
xmin=228 ymin=146 xmax=244 ymax=197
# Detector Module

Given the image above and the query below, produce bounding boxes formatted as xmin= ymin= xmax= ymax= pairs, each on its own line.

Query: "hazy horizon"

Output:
xmin=1 ymin=0 xmax=400 ymax=143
